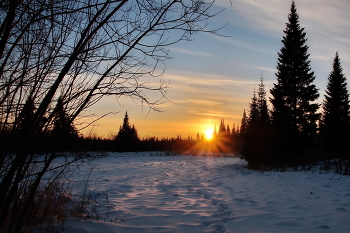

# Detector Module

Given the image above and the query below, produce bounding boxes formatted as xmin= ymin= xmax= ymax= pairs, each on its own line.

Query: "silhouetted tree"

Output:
xmin=51 ymin=98 xmax=78 ymax=151
xmin=14 ymin=98 xmax=36 ymax=133
xmin=213 ymin=125 xmax=217 ymax=138
xmin=216 ymin=119 xmax=231 ymax=152
xmin=241 ymin=91 xmax=259 ymax=164
xmin=240 ymin=109 xmax=248 ymax=135
xmin=219 ymin=119 xmax=227 ymax=134
xmin=247 ymin=89 xmax=259 ymax=131
xmin=231 ymin=124 xmax=237 ymax=136
xmin=320 ymin=52 xmax=350 ymax=157
xmin=242 ymin=82 xmax=272 ymax=167
xmin=116 ymin=112 xmax=139 ymax=151
xmin=257 ymin=76 xmax=270 ymax=127
xmin=270 ymin=1 xmax=319 ymax=163
xmin=4 ymin=98 xmax=37 ymax=153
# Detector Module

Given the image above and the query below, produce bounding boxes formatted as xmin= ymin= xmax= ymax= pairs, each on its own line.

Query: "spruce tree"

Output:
xmin=116 ymin=111 xmax=139 ymax=151
xmin=321 ymin=52 xmax=350 ymax=157
xmin=52 ymin=98 xmax=77 ymax=136
xmin=248 ymin=89 xmax=260 ymax=131
xmin=270 ymin=1 xmax=319 ymax=160
xmin=257 ymin=76 xmax=270 ymax=127
xmin=51 ymin=98 xmax=78 ymax=151
xmin=231 ymin=124 xmax=236 ymax=136
xmin=243 ymin=82 xmax=272 ymax=166
xmin=240 ymin=109 xmax=248 ymax=135
xmin=219 ymin=119 xmax=226 ymax=134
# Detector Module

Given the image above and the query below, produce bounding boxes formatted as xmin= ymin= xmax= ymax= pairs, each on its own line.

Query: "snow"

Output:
xmin=60 ymin=152 xmax=350 ymax=232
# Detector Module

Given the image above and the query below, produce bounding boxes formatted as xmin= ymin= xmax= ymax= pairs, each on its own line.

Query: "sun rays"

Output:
xmin=187 ymin=131 xmax=235 ymax=156
xmin=204 ymin=128 xmax=214 ymax=140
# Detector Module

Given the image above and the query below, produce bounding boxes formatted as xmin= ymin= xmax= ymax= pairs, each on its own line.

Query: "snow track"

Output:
xmin=61 ymin=152 xmax=350 ymax=233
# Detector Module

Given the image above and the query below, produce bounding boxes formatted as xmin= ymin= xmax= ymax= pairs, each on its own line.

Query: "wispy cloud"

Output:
xmin=215 ymin=0 xmax=350 ymax=37
xmin=171 ymin=48 xmax=212 ymax=57
xmin=253 ymin=66 xmax=276 ymax=73
xmin=165 ymin=71 xmax=258 ymax=87
xmin=188 ymin=110 xmax=237 ymax=118
xmin=213 ymin=0 xmax=350 ymax=89
xmin=208 ymin=34 xmax=278 ymax=55
xmin=214 ymin=0 xmax=290 ymax=34
xmin=214 ymin=0 xmax=350 ymax=69
xmin=187 ymin=99 xmax=223 ymax=106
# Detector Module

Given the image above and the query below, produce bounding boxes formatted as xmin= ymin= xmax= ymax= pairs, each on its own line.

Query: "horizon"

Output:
xmin=78 ymin=0 xmax=350 ymax=139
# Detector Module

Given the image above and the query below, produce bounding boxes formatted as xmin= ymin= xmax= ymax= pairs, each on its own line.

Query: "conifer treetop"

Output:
xmin=323 ymin=52 xmax=349 ymax=121
xmin=270 ymin=1 xmax=319 ymax=137
xmin=321 ymin=52 xmax=350 ymax=155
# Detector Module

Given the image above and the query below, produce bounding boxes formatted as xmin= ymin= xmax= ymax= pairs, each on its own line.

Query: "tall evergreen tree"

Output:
xmin=242 ymin=82 xmax=272 ymax=167
xmin=116 ymin=111 xmax=139 ymax=151
xmin=247 ymin=88 xmax=259 ymax=131
xmin=240 ymin=109 xmax=248 ymax=135
xmin=321 ymin=52 xmax=350 ymax=157
xmin=52 ymin=98 xmax=77 ymax=136
xmin=51 ymin=98 xmax=78 ymax=151
xmin=270 ymin=1 xmax=319 ymax=160
xmin=257 ymin=76 xmax=270 ymax=127
xmin=231 ymin=124 xmax=236 ymax=136
xmin=219 ymin=119 xmax=226 ymax=134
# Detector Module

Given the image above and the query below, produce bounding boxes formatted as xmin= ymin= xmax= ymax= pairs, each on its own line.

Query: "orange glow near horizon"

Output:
xmin=78 ymin=111 xmax=242 ymax=140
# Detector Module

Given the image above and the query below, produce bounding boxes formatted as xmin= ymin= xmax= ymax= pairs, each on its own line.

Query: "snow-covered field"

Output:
xmin=61 ymin=152 xmax=350 ymax=233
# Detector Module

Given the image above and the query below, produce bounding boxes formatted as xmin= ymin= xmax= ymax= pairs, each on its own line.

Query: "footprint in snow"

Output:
xmin=202 ymin=220 xmax=219 ymax=227
xmin=215 ymin=224 xmax=226 ymax=233
xmin=319 ymin=224 xmax=331 ymax=229
xmin=196 ymin=191 xmax=234 ymax=233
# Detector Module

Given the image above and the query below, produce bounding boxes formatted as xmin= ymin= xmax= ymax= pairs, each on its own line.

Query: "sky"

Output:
xmin=79 ymin=0 xmax=350 ymax=139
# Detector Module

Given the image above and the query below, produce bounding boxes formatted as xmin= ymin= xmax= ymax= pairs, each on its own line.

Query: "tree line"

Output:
xmin=238 ymin=1 xmax=350 ymax=168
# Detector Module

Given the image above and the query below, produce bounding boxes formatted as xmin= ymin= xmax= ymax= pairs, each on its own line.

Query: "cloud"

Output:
xmin=188 ymin=110 xmax=236 ymax=118
xmin=207 ymin=33 xmax=278 ymax=55
xmin=187 ymin=99 xmax=223 ymax=106
xmin=214 ymin=0 xmax=350 ymax=63
xmin=253 ymin=66 xmax=277 ymax=73
xmin=214 ymin=0 xmax=290 ymax=34
xmin=171 ymin=48 xmax=212 ymax=57
xmin=215 ymin=0 xmax=350 ymax=37
xmin=165 ymin=71 xmax=258 ymax=87
xmin=212 ymin=0 xmax=350 ymax=82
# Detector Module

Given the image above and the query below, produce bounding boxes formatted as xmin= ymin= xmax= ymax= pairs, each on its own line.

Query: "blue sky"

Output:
xmin=80 ymin=0 xmax=350 ymax=139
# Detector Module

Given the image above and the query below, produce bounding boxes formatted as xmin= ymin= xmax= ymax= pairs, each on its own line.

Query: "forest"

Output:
xmin=237 ymin=2 xmax=350 ymax=169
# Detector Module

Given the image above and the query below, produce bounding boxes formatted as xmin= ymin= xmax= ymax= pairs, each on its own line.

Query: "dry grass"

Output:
xmin=1 ymin=179 xmax=87 ymax=233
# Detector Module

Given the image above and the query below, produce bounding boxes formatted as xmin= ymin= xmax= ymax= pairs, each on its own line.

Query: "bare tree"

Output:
xmin=0 ymin=0 xmax=220 ymax=231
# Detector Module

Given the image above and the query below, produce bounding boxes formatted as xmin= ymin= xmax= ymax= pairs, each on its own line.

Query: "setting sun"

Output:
xmin=205 ymin=128 xmax=214 ymax=140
